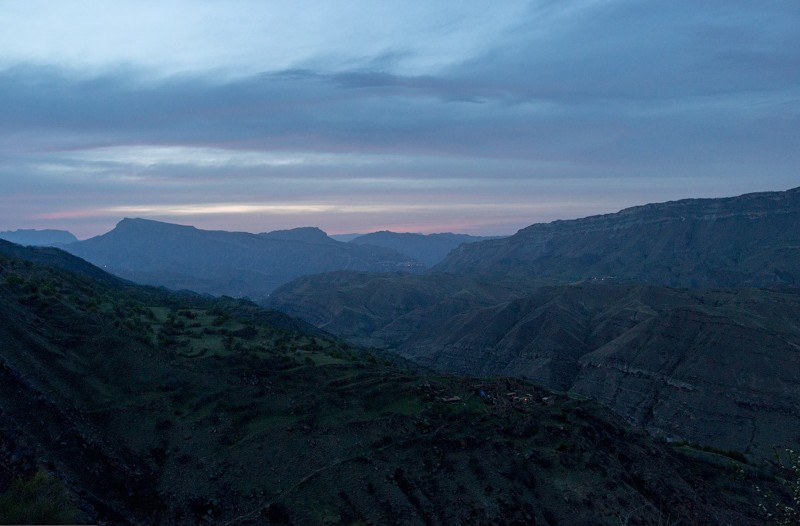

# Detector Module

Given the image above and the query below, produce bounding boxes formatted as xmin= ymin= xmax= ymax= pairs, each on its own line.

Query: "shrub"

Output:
xmin=4 ymin=273 xmax=23 ymax=287
xmin=0 ymin=470 xmax=80 ymax=525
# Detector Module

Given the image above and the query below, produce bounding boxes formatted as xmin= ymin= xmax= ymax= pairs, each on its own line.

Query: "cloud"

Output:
xmin=0 ymin=0 xmax=530 ymax=78
xmin=2 ymin=63 xmax=796 ymax=165
xmin=0 ymin=1 xmax=797 ymax=237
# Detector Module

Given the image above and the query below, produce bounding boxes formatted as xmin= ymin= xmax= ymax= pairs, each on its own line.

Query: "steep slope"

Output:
xmin=350 ymin=231 xmax=497 ymax=267
xmin=571 ymin=295 xmax=800 ymax=455
xmin=0 ymin=243 xmax=784 ymax=524
xmin=0 ymin=229 xmax=77 ymax=246
xmin=64 ymin=219 xmax=421 ymax=301
xmin=435 ymin=187 xmax=800 ymax=288
xmin=0 ymin=239 xmax=121 ymax=284
xmin=271 ymin=273 xmax=800 ymax=461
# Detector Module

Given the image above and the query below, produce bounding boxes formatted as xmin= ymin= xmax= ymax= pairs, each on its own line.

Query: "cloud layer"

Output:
xmin=1 ymin=1 xmax=798 ymax=237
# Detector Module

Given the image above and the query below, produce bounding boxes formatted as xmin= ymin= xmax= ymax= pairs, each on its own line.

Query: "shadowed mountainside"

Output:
xmin=63 ymin=219 xmax=422 ymax=301
xmin=270 ymin=273 xmax=800 ymax=462
xmin=0 ymin=242 xmax=786 ymax=524
xmin=349 ymin=231 xmax=499 ymax=267
xmin=435 ymin=187 xmax=800 ymax=288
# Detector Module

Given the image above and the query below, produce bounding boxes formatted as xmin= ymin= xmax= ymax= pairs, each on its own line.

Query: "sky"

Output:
xmin=0 ymin=1 xmax=798 ymax=239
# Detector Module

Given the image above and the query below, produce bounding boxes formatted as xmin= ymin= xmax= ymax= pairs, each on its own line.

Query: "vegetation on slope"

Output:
xmin=0 ymin=243 xmax=793 ymax=524
xmin=271 ymin=272 xmax=800 ymax=463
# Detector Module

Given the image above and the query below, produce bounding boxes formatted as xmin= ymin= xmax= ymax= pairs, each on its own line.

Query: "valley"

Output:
xmin=272 ymin=274 xmax=800 ymax=462
xmin=5 ymin=3 xmax=797 ymax=523
xmin=2 ymin=187 xmax=799 ymax=524
xmin=0 ymin=241 xmax=784 ymax=524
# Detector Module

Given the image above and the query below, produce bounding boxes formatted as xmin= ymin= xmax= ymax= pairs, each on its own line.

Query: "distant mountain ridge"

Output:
xmin=0 ymin=228 xmax=77 ymax=246
xmin=435 ymin=186 xmax=800 ymax=288
xmin=63 ymin=218 xmax=422 ymax=301
xmin=350 ymin=231 xmax=499 ymax=267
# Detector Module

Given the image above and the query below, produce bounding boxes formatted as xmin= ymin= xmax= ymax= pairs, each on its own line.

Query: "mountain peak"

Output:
xmin=259 ymin=226 xmax=334 ymax=244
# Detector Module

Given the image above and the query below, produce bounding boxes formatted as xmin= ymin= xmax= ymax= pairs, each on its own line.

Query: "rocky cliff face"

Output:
xmin=435 ymin=187 xmax=800 ymax=288
xmin=572 ymin=300 xmax=800 ymax=455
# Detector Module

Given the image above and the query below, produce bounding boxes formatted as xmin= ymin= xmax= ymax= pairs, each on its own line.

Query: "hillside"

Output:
xmin=270 ymin=273 xmax=800 ymax=462
xmin=265 ymin=187 xmax=800 ymax=461
xmin=63 ymin=219 xmax=422 ymax=301
xmin=0 ymin=242 xmax=786 ymax=524
xmin=349 ymin=231 xmax=497 ymax=267
xmin=0 ymin=239 xmax=121 ymax=284
xmin=435 ymin=187 xmax=800 ymax=288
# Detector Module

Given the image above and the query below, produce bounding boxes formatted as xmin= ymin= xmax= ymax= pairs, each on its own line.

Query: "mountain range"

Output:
xmin=60 ymin=220 xmax=498 ymax=302
xmin=435 ymin=187 xmax=800 ymax=288
xmin=270 ymin=187 xmax=800 ymax=463
xmin=63 ymin=219 xmax=423 ymax=301
xmin=3 ymin=187 xmax=799 ymax=522
xmin=1 ymin=239 xmax=781 ymax=524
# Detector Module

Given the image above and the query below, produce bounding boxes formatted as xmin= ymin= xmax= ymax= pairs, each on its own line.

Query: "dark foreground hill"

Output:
xmin=0 ymin=243 xmax=788 ymax=524
xmin=270 ymin=272 xmax=800 ymax=463
xmin=435 ymin=187 xmax=800 ymax=288
xmin=0 ymin=239 xmax=120 ymax=284
xmin=349 ymin=231 xmax=497 ymax=267
xmin=63 ymin=219 xmax=421 ymax=301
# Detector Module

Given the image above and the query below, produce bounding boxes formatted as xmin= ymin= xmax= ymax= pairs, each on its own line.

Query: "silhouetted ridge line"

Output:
xmin=434 ymin=186 xmax=800 ymax=288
